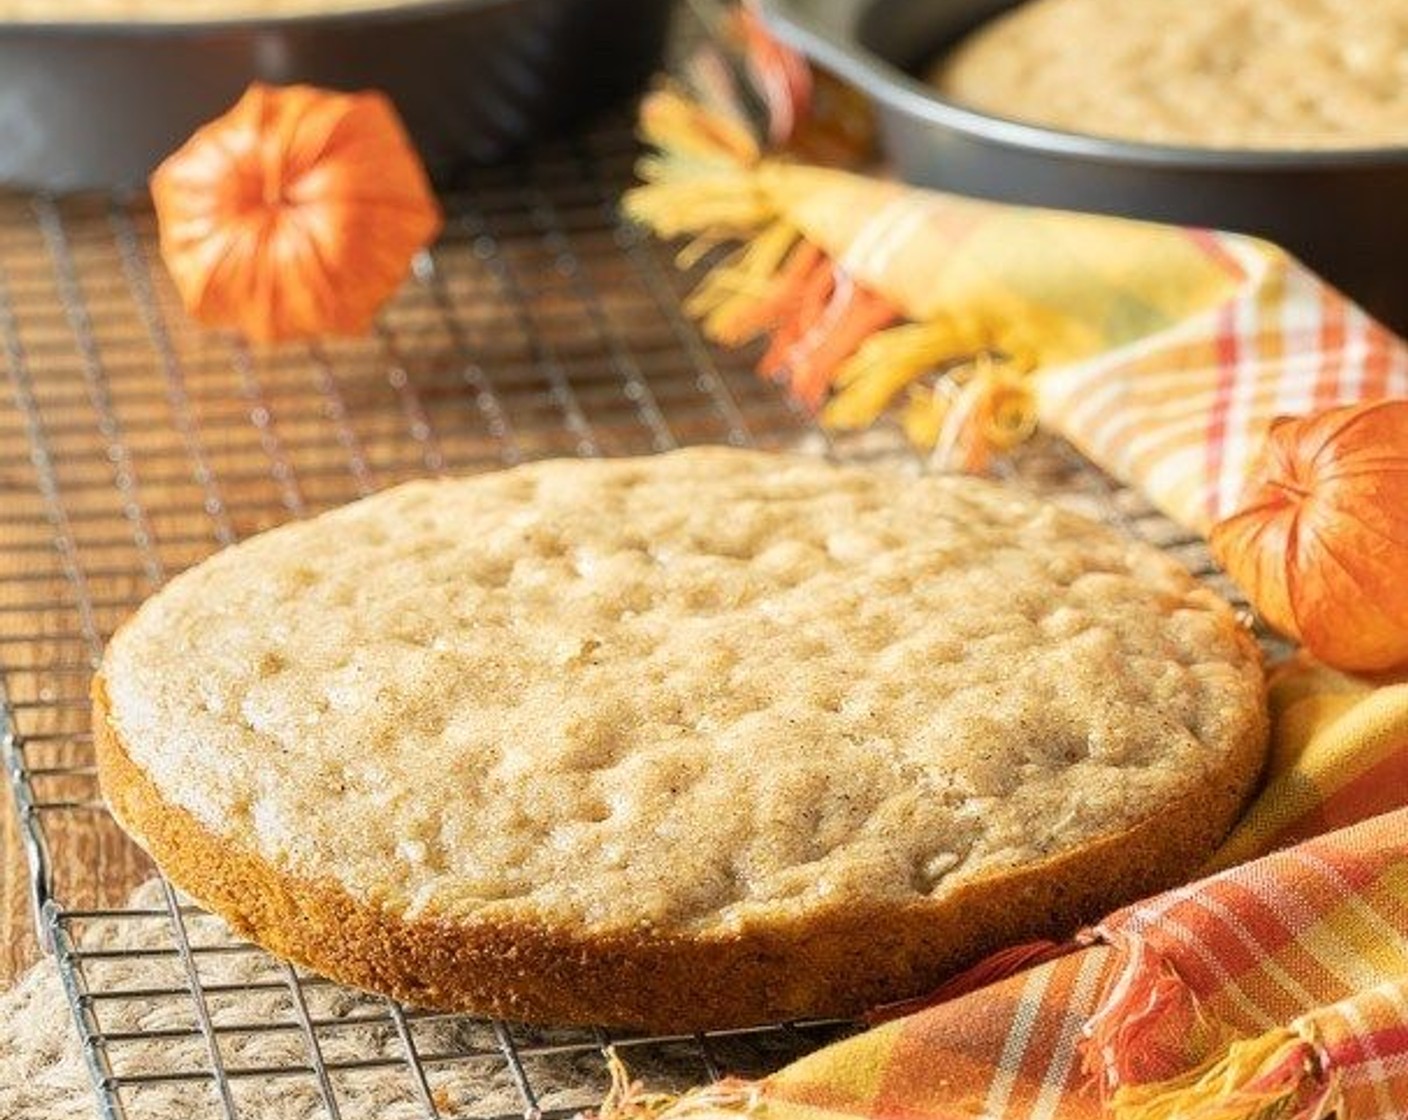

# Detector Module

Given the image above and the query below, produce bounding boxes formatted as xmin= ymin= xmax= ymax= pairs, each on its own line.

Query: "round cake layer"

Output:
xmin=931 ymin=0 xmax=1408 ymax=150
xmin=97 ymin=448 xmax=1267 ymax=1026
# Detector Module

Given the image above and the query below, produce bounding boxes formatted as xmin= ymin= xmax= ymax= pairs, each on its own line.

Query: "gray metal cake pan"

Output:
xmin=0 ymin=0 xmax=671 ymax=192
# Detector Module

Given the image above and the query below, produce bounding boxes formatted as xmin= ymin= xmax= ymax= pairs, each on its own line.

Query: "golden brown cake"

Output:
xmin=931 ymin=0 xmax=1408 ymax=150
xmin=95 ymin=448 xmax=1267 ymax=1028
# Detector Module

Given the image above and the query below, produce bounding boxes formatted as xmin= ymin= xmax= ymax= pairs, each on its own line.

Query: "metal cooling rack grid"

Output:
xmin=0 ymin=106 xmax=1250 ymax=1120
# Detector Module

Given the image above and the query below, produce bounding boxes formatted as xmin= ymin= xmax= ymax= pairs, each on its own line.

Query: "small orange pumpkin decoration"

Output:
xmin=1210 ymin=399 xmax=1408 ymax=673
xmin=150 ymin=83 xmax=442 ymax=343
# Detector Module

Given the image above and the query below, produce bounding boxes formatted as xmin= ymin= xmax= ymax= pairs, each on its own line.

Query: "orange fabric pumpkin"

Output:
xmin=1210 ymin=399 xmax=1408 ymax=673
xmin=150 ymin=83 xmax=442 ymax=343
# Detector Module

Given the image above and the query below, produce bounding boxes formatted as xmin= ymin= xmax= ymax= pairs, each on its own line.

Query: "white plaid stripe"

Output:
xmin=1295 ymin=850 xmax=1408 ymax=982
xmin=1188 ymin=890 xmax=1323 ymax=1010
xmin=840 ymin=195 xmax=929 ymax=285
xmin=1272 ymin=261 xmax=1324 ymax=418
xmin=1330 ymin=990 xmax=1398 ymax=1119
xmin=1339 ymin=304 xmax=1370 ymax=401
xmin=1026 ymin=949 xmax=1108 ymax=1120
xmin=983 ymin=964 xmax=1055 ymax=1118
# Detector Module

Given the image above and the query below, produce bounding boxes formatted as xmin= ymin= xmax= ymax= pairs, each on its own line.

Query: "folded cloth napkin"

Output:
xmin=597 ymin=660 xmax=1408 ymax=1120
xmin=627 ymin=75 xmax=1408 ymax=535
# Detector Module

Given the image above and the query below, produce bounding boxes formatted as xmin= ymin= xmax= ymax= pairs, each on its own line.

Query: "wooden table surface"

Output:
xmin=0 ymin=546 xmax=156 ymax=991
xmin=1 ymin=711 xmax=153 ymax=984
xmin=2 ymin=793 xmax=40 ymax=982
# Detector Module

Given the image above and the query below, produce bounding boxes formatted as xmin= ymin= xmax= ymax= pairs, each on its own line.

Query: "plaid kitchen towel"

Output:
xmin=597 ymin=662 xmax=1408 ymax=1120
xmin=627 ymin=45 xmax=1408 ymax=534
xmin=1209 ymin=657 xmax=1408 ymax=873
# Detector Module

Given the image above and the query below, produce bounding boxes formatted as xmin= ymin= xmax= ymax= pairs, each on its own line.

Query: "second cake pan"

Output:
xmin=759 ymin=0 xmax=1408 ymax=333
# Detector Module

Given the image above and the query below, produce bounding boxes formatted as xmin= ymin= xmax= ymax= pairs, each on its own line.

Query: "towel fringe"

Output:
xmin=812 ymin=321 xmax=1037 ymax=471
xmin=637 ymin=86 xmax=761 ymax=170
xmin=626 ymin=83 xmax=1039 ymax=467
xmin=760 ymin=263 xmax=899 ymax=409
xmin=1110 ymin=1028 xmax=1340 ymax=1120
xmin=733 ymin=5 xmax=813 ymax=146
xmin=1075 ymin=933 xmax=1343 ymax=1119
xmin=1081 ymin=938 xmax=1217 ymax=1093
xmin=624 ymin=90 xmax=772 ymax=241
xmin=683 ymin=221 xmax=805 ymax=344
xmin=818 ymin=320 xmax=983 ymax=430
xmin=591 ymin=1049 xmax=764 ymax=1120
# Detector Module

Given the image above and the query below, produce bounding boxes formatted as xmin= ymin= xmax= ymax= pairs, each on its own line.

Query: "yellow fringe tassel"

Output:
xmin=915 ymin=357 xmax=1039 ymax=473
xmin=592 ymin=1048 xmax=765 ymax=1120
xmin=683 ymin=220 xmax=801 ymax=344
xmin=1111 ymin=1027 xmax=1339 ymax=1120
xmin=625 ymin=165 xmax=777 ymax=241
xmin=821 ymin=319 xmax=990 ymax=430
xmin=636 ymin=86 xmax=761 ymax=169
xmin=624 ymin=90 xmax=775 ymax=240
xmin=820 ymin=319 xmax=1037 ymax=470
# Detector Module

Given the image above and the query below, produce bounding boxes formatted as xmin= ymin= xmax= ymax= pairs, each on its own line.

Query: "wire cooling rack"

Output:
xmin=0 ymin=98 xmax=1249 ymax=1120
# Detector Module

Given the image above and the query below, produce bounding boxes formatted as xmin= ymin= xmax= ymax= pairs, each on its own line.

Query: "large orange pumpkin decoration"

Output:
xmin=1210 ymin=399 xmax=1408 ymax=673
xmin=150 ymin=83 xmax=442 ymax=343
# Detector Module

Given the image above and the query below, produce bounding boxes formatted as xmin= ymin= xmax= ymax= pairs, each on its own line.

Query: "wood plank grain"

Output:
xmin=0 ymin=565 xmax=154 ymax=985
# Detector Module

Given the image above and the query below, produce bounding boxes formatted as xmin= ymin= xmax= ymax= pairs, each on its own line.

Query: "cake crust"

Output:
xmin=96 ymin=674 xmax=1264 ymax=1027
xmin=95 ymin=448 xmax=1268 ymax=1027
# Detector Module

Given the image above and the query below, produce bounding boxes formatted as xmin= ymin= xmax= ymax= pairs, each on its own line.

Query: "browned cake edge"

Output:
xmin=93 ymin=667 xmax=1268 ymax=1030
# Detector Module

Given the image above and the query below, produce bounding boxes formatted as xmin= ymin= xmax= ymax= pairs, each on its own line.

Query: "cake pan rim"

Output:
xmin=0 ymin=0 xmax=506 ymax=36
xmin=759 ymin=0 xmax=1408 ymax=171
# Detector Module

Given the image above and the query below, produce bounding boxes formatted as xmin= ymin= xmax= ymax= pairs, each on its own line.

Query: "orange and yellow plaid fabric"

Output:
xmin=1037 ymin=238 xmax=1408 ymax=533
xmin=1211 ymin=659 xmax=1408 ymax=872
xmin=764 ymin=812 xmax=1408 ymax=1120
xmin=628 ymin=97 xmax=1408 ymax=534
